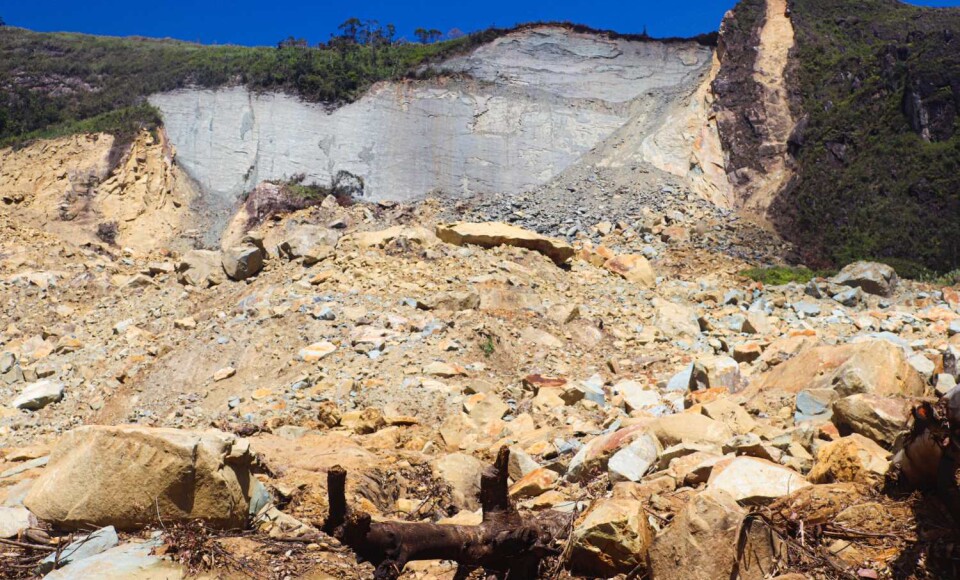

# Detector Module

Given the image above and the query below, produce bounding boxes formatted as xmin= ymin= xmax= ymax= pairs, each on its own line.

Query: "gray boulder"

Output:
xmin=222 ymin=244 xmax=264 ymax=281
xmin=831 ymin=261 xmax=898 ymax=297
xmin=11 ymin=380 xmax=64 ymax=411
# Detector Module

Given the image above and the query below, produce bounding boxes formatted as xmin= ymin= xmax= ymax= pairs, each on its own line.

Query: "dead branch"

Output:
xmin=323 ymin=446 xmax=572 ymax=579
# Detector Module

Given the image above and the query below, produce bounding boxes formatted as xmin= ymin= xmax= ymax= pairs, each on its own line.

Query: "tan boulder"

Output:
xmin=753 ymin=340 xmax=926 ymax=398
xmin=650 ymin=413 xmax=733 ymax=447
xmin=176 ymin=250 xmax=225 ymax=287
xmin=342 ymin=225 xmax=437 ymax=249
xmin=24 ymin=426 xmax=256 ymax=530
xmin=603 ymin=254 xmax=656 ymax=287
xmin=436 ymin=222 xmax=574 ymax=266
xmin=808 ymin=434 xmax=890 ymax=484
xmin=708 ymin=457 xmax=810 ymax=504
xmin=831 ymin=394 xmax=913 ymax=447
xmin=569 ymin=498 xmax=652 ymax=577
xmin=433 ymin=453 xmax=484 ymax=511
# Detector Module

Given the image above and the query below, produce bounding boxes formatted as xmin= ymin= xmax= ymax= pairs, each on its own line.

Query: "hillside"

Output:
xmin=777 ymin=0 xmax=960 ymax=274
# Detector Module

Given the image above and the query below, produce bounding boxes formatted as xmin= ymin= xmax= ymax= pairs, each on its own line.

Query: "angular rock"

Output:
xmin=608 ymin=434 xmax=661 ymax=482
xmin=604 ymin=254 xmax=656 ymax=288
xmin=708 ymin=457 xmax=810 ymax=504
xmin=42 ymin=537 xmax=179 ymax=580
xmin=569 ymin=498 xmax=652 ymax=577
xmin=344 ymin=225 xmax=437 ymax=249
xmin=832 ymin=394 xmax=912 ymax=447
xmin=277 ymin=223 xmax=339 ymax=264
xmin=0 ymin=506 xmax=37 ymax=539
xmin=433 ymin=453 xmax=484 ymax=511
xmin=176 ymin=250 xmax=225 ymax=287
xmin=221 ymin=244 xmax=264 ymax=281
xmin=567 ymin=425 xmax=655 ymax=482
xmin=831 ymin=261 xmax=898 ymax=297
xmin=37 ymin=525 xmax=119 ymax=574
xmin=653 ymin=298 xmax=701 ymax=340
xmin=650 ymin=413 xmax=733 ymax=448
xmin=508 ymin=467 xmax=559 ymax=499
xmin=436 ymin=222 xmax=574 ymax=266
xmin=11 ymin=379 xmax=64 ymax=411
xmin=24 ymin=426 xmax=256 ymax=530
xmin=299 ymin=341 xmax=337 ymax=363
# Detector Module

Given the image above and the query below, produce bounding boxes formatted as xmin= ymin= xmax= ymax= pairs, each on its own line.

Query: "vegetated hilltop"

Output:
xmin=776 ymin=0 xmax=960 ymax=275
xmin=0 ymin=20 xmax=710 ymax=150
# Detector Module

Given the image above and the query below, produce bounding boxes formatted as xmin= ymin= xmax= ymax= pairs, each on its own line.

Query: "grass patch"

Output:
xmin=739 ymin=266 xmax=834 ymax=285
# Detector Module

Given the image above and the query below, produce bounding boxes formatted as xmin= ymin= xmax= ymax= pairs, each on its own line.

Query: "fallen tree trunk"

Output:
xmin=323 ymin=447 xmax=572 ymax=579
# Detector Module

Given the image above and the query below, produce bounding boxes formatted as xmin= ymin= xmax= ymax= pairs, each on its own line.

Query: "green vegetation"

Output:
xmin=480 ymin=336 xmax=496 ymax=357
xmin=739 ymin=266 xmax=834 ymax=285
xmin=779 ymin=0 xmax=960 ymax=274
xmin=0 ymin=21 xmax=505 ymax=147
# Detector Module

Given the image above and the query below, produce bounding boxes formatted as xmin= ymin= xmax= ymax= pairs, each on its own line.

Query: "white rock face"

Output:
xmin=151 ymin=27 xmax=713 ymax=216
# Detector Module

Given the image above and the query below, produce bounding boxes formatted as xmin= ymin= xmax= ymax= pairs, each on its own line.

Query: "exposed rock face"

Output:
xmin=150 ymin=28 xmax=713 ymax=213
xmin=24 ymin=426 xmax=256 ymax=530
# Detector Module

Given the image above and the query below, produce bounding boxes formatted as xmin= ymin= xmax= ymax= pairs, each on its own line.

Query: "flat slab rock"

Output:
xmin=436 ymin=222 xmax=574 ymax=266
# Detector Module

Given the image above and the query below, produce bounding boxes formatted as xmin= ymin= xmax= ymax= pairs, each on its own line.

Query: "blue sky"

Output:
xmin=2 ymin=0 xmax=959 ymax=46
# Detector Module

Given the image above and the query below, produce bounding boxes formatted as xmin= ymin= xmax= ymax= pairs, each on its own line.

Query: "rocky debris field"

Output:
xmin=1 ymin=188 xmax=960 ymax=579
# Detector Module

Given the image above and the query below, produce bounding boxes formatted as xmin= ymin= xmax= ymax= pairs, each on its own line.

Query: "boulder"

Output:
xmin=708 ymin=457 xmax=810 ymax=504
xmin=24 ymin=426 xmax=256 ymax=530
xmin=37 ymin=526 xmax=119 ymax=574
xmin=42 ymin=536 xmax=181 ymax=580
xmin=569 ymin=499 xmax=652 ymax=577
xmin=0 ymin=506 xmax=37 ymax=538
xmin=808 ymin=434 xmax=890 ymax=484
xmin=433 ymin=453 xmax=484 ymax=511
xmin=650 ymin=489 xmax=773 ymax=580
xmin=508 ymin=468 xmax=559 ymax=499
xmin=650 ymin=413 xmax=733 ymax=447
xmin=831 ymin=261 xmax=898 ymax=297
xmin=11 ymin=379 xmax=64 ymax=411
xmin=567 ymin=425 xmax=657 ymax=482
xmin=176 ymin=250 xmax=226 ymax=287
xmin=277 ymin=223 xmax=340 ymax=264
xmin=608 ymin=434 xmax=662 ymax=482
xmin=343 ymin=225 xmax=438 ymax=249
xmin=832 ymin=394 xmax=913 ymax=447
xmin=653 ymin=298 xmax=701 ymax=340
xmin=416 ymin=291 xmax=480 ymax=311
xmin=753 ymin=340 xmax=926 ymax=399
xmin=604 ymin=254 xmax=656 ymax=288
xmin=221 ymin=244 xmax=264 ymax=280
xmin=435 ymin=222 xmax=574 ymax=266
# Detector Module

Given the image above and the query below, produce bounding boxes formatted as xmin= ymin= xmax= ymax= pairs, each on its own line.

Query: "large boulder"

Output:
xmin=432 ymin=453 xmax=484 ymax=511
xmin=831 ymin=261 xmax=898 ymax=297
xmin=24 ymin=426 xmax=256 ymax=530
xmin=221 ymin=244 xmax=264 ymax=280
xmin=567 ymin=425 xmax=659 ymax=482
xmin=832 ymin=394 xmax=913 ymax=448
xmin=435 ymin=222 xmax=574 ymax=266
xmin=177 ymin=250 xmax=226 ymax=287
xmin=569 ymin=498 xmax=652 ymax=577
xmin=277 ymin=223 xmax=340 ymax=265
xmin=10 ymin=379 xmax=64 ymax=411
xmin=752 ymin=340 xmax=926 ymax=399
xmin=604 ymin=254 xmax=656 ymax=288
xmin=342 ymin=225 xmax=438 ymax=249
xmin=650 ymin=413 xmax=733 ymax=448
xmin=653 ymin=298 xmax=701 ymax=340
xmin=708 ymin=457 xmax=810 ymax=504
xmin=649 ymin=489 xmax=779 ymax=580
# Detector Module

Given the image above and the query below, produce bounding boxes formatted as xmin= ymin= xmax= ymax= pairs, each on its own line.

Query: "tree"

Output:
xmin=414 ymin=28 xmax=430 ymax=44
xmin=338 ymin=17 xmax=362 ymax=44
xmin=0 ymin=16 xmax=6 ymax=27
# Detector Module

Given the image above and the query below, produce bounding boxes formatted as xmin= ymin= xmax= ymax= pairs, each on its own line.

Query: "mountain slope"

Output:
xmin=775 ymin=0 xmax=960 ymax=273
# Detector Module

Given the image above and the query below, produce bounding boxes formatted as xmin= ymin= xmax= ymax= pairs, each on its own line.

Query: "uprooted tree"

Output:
xmin=323 ymin=447 xmax=572 ymax=579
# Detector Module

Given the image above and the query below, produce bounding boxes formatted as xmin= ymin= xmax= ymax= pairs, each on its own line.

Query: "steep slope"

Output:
xmin=772 ymin=0 xmax=960 ymax=273
xmin=150 ymin=27 xmax=716 ymax=219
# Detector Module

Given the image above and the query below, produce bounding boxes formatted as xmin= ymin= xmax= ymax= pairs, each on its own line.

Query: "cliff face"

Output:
xmin=150 ymin=27 xmax=715 ymax=218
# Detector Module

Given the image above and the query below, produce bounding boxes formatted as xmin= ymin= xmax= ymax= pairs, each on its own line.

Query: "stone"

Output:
xmin=11 ymin=379 xmax=64 ymax=411
xmin=176 ymin=249 xmax=226 ymax=287
xmin=221 ymin=244 xmax=264 ymax=280
xmin=615 ymin=380 xmax=662 ymax=413
xmin=24 ymin=426 xmax=256 ymax=530
xmin=213 ymin=367 xmax=236 ymax=382
xmin=42 ymin=537 xmax=179 ymax=580
xmin=173 ymin=317 xmax=197 ymax=330
xmin=753 ymin=340 xmax=926 ymax=398
xmin=508 ymin=468 xmax=559 ymax=499
xmin=569 ymin=499 xmax=653 ymax=577
xmin=608 ymin=434 xmax=661 ymax=482
xmin=908 ymin=354 xmax=936 ymax=381
xmin=416 ymin=291 xmax=480 ymax=312
xmin=464 ymin=393 xmax=509 ymax=427
xmin=733 ymin=342 xmax=763 ymax=363
xmin=37 ymin=526 xmax=119 ymax=574
xmin=832 ymin=394 xmax=912 ymax=447
xmin=653 ymin=298 xmax=701 ymax=340
xmin=604 ymin=254 xmax=656 ymax=288
xmin=345 ymin=225 xmax=438 ymax=249
xmin=433 ymin=453 xmax=484 ymax=511
xmin=436 ymin=222 xmax=574 ymax=266
xmin=0 ymin=506 xmax=37 ymax=538
xmin=648 ymin=489 xmax=746 ymax=580
xmin=277 ymin=224 xmax=338 ymax=265
xmin=807 ymin=434 xmax=890 ymax=484
xmin=424 ymin=361 xmax=467 ymax=377
xmin=708 ymin=457 xmax=810 ymax=504
xmin=792 ymin=301 xmax=821 ymax=317
xmin=833 ymin=286 xmax=863 ymax=307
xmin=299 ymin=341 xmax=337 ymax=363
xmin=567 ymin=425 xmax=656 ymax=482
xmin=743 ymin=311 xmax=773 ymax=335
xmin=700 ymin=398 xmax=758 ymax=435
xmin=650 ymin=413 xmax=733 ymax=447
xmin=831 ymin=261 xmax=899 ymax=297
